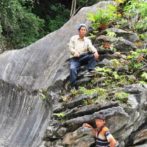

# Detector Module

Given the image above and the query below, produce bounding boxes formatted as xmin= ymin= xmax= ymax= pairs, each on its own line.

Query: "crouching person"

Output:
xmin=83 ymin=114 xmax=118 ymax=147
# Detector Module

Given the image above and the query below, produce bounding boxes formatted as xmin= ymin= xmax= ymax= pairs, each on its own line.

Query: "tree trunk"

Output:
xmin=70 ymin=0 xmax=77 ymax=17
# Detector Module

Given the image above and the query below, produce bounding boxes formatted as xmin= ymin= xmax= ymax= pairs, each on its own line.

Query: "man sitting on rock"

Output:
xmin=68 ymin=24 xmax=99 ymax=89
xmin=83 ymin=114 xmax=117 ymax=147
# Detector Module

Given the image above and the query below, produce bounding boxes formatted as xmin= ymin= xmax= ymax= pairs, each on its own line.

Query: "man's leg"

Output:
xmin=70 ymin=58 xmax=80 ymax=88
xmin=79 ymin=53 xmax=97 ymax=71
xmin=87 ymin=54 xmax=97 ymax=71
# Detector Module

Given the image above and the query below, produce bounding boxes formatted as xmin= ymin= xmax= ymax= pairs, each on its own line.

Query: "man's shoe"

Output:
xmin=88 ymin=69 xmax=97 ymax=73
xmin=73 ymin=84 xmax=79 ymax=90
xmin=70 ymin=83 xmax=79 ymax=90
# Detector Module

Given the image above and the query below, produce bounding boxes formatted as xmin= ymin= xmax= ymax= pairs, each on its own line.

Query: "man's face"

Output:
xmin=79 ymin=27 xmax=87 ymax=37
xmin=95 ymin=119 xmax=105 ymax=128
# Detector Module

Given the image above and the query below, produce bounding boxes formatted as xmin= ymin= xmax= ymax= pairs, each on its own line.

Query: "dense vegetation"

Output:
xmin=0 ymin=0 xmax=98 ymax=50
xmin=0 ymin=0 xmax=146 ymax=51
xmin=88 ymin=0 xmax=147 ymax=36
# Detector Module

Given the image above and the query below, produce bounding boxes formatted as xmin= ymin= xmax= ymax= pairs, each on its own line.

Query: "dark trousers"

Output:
xmin=69 ymin=53 xmax=96 ymax=86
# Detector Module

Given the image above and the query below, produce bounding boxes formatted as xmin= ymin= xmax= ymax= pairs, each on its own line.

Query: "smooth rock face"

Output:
xmin=0 ymin=1 xmax=115 ymax=91
xmin=0 ymin=80 xmax=50 ymax=147
xmin=0 ymin=1 xmax=115 ymax=147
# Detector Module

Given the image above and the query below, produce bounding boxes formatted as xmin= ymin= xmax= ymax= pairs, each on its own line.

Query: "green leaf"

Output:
xmin=141 ymin=72 xmax=147 ymax=81
xmin=54 ymin=112 xmax=65 ymax=118
xmin=115 ymin=92 xmax=128 ymax=103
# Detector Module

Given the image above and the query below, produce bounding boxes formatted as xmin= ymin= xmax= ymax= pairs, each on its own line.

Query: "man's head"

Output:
xmin=95 ymin=114 xmax=106 ymax=128
xmin=78 ymin=24 xmax=88 ymax=38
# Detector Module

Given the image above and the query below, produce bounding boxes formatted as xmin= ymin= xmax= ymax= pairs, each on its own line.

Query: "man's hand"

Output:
xmin=108 ymin=136 xmax=117 ymax=147
xmin=94 ymin=52 xmax=99 ymax=61
xmin=74 ymin=51 xmax=80 ymax=57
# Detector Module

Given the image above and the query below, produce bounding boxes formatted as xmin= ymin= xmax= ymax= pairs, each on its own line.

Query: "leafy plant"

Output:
xmin=139 ymin=33 xmax=147 ymax=41
xmin=127 ymin=75 xmax=136 ymax=84
xmin=127 ymin=49 xmax=146 ymax=72
xmin=54 ymin=112 xmax=66 ymax=119
xmin=87 ymin=4 xmax=119 ymax=30
xmin=124 ymin=0 xmax=147 ymax=32
xmin=83 ymin=99 xmax=95 ymax=105
xmin=139 ymin=81 xmax=147 ymax=85
xmin=136 ymin=49 xmax=147 ymax=54
xmin=39 ymin=89 xmax=48 ymax=100
xmin=47 ymin=3 xmax=70 ymax=32
xmin=115 ymin=91 xmax=128 ymax=103
xmin=106 ymin=30 xmax=116 ymax=38
xmin=110 ymin=59 xmax=121 ymax=69
xmin=95 ymin=67 xmax=112 ymax=74
xmin=79 ymin=87 xmax=97 ymax=96
xmin=113 ymin=71 xmax=120 ymax=80
xmin=70 ymin=89 xmax=79 ymax=96
xmin=0 ymin=0 xmax=44 ymax=49
xmin=141 ymin=72 xmax=147 ymax=81
xmin=134 ymin=17 xmax=147 ymax=32
xmin=79 ymin=87 xmax=106 ymax=96
xmin=115 ymin=18 xmax=128 ymax=29
xmin=117 ymin=75 xmax=129 ymax=86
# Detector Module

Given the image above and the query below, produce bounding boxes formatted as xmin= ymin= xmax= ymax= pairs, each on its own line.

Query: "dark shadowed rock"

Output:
xmin=96 ymin=35 xmax=137 ymax=52
xmin=63 ymin=127 xmax=95 ymax=147
xmin=133 ymin=129 xmax=147 ymax=145
xmin=105 ymin=28 xmax=139 ymax=42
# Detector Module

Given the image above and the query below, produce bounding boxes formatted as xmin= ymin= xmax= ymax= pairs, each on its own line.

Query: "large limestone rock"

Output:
xmin=0 ymin=1 xmax=115 ymax=147
xmin=0 ymin=1 xmax=115 ymax=91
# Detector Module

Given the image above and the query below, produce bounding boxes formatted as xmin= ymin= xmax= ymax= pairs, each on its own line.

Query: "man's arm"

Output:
xmin=106 ymin=131 xmax=117 ymax=147
xmin=68 ymin=37 xmax=80 ymax=57
xmin=108 ymin=136 xmax=117 ymax=147
xmin=87 ymin=39 xmax=99 ymax=60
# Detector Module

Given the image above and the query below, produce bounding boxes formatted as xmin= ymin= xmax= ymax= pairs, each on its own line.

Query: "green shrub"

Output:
xmin=124 ymin=0 xmax=147 ymax=32
xmin=115 ymin=91 xmax=128 ymax=103
xmin=127 ymin=49 xmax=146 ymax=72
xmin=79 ymin=87 xmax=107 ymax=96
xmin=47 ymin=3 xmax=70 ymax=32
xmin=141 ymin=72 xmax=147 ymax=81
xmin=54 ymin=112 xmax=66 ymax=119
xmin=87 ymin=4 xmax=119 ymax=30
xmin=0 ymin=0 xmax=45 ymax=49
